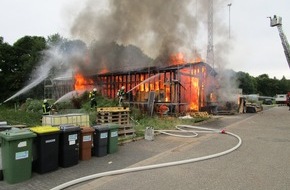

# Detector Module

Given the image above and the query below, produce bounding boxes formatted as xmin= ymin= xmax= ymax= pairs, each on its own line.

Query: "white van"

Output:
xmin=275 ymin=94 xmax=287 ymax=104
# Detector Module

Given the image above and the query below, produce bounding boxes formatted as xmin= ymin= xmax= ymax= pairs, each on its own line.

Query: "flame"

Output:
xmin=74 ymin=73 xmax=94 ymax=90
xmin=99 ymin=68 xmax=109 ymax=74
xmin=170 ymin=52 xmax=203 ymax=65
xmin=170 ymin=52 xmax=185 ymax=65
xmin=194 ymin=56 xmax=203 ymax=63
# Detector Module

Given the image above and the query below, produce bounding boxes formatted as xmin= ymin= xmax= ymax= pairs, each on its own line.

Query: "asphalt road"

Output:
xmin=1 ymin=105 xmax=290 ymax=190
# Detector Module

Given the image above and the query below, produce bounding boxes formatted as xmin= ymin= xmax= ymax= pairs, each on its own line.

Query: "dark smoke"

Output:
xmin=70 ymin=0 xmax=229 ymax=73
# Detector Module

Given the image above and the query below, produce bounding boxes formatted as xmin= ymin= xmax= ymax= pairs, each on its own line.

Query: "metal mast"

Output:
xmin=269 ymin=15 xmax=290 ymax=68
xmin=207 ymin=0 xmax=214 ymax=70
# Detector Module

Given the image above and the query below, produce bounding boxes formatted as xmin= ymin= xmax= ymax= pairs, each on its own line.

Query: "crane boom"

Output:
xmin=269 ymin=15 xmax=290 ymax=68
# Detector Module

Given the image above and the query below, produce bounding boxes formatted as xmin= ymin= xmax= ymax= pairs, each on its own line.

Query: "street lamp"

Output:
xmin=227 ymin=3 xmax=232 ymax=39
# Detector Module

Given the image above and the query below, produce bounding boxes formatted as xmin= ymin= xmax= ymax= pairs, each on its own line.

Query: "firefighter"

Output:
xmin=117 ymin=86 xmax=126 ymax=106
xmin=89 ymin=88 xmax=97 ymax=110
xmin=42 ymin=99 xmax=51 ymax=115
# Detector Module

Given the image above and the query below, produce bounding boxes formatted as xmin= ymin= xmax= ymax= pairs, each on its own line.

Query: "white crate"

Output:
xmin=42 ymin=114 xmax=90 ymax=127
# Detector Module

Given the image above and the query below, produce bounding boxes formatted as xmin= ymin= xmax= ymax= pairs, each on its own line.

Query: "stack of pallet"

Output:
xmin=189 ymin=111 xmax=210 ymax=118
xmin=96 ymin=107 xmax=135 ymax=138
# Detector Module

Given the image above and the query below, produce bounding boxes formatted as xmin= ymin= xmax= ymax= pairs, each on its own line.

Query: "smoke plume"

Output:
xmin=70 ymin=0 xmax=229 ymax=69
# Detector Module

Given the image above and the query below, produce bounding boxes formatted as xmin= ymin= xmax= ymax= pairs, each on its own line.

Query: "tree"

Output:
xmin=255 ymin=74 xmax=278 ymax=96
xmin=278 ymin=76 xmax=289 ymax=94
xmin=236 ymin=71 xmax=256 ymax=94
xmin=0 ymin=37 xmax=17 ymax=102
xmin=9 ymin=36 xmax=47 ymax=101
xmin=47 ymin=33 xmax=67 ymax=47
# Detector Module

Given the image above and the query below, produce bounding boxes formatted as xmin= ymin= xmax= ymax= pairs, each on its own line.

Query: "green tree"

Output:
xmin=256 ymin=74 xmax=277 ymax=96
xmin=236 ymin=71 xmax=257 ymax=94
xmin=10 ymin=36 xmax=47 ymax=101
xmin=47 ymin=33 xmax=67 ymax=47
xmin=277 ymin=76 xmax=289 ymax=94
xmin=0 ymin=37 xmax=17 ymax=102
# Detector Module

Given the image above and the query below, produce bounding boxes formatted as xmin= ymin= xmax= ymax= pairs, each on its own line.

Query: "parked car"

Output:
xmin=263 ymin=99 xmax=273 ymax=105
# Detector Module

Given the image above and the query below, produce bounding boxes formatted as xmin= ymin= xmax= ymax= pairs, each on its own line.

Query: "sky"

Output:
xmin=0 ymin=0 xmax=289 ymax=79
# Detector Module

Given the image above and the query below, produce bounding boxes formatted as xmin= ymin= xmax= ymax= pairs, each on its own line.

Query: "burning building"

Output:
xmin=73 ymin=60 xmax=218 ymax=115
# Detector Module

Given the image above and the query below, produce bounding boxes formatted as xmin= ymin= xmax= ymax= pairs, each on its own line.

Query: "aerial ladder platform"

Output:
xmin=268 ymin=15 xmax=290 ymax=69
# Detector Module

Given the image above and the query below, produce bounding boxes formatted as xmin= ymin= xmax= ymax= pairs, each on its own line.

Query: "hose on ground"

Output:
xmin=50 ymin=125 xmax=242 ymax=190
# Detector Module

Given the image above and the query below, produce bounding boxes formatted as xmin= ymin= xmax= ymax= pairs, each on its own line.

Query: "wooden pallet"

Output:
xmin=97 ymin=107 xmax=130 ymax=112
xmin=97 ymin=111 xmax=130 ymax=125
xmin=96 ymin=107 xmax=134 ymax=138
xmin=96 ymin=107 xmax=130 ymax=125
xmin=189 ymin=111 xmax=210 ymax=118
xmin=118 ymin=124 xmax=135 ymax=138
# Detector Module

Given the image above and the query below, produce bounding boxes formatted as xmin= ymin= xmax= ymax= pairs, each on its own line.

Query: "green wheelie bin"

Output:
xmin=0 ymin=128 xmax=36 ymax=184
xmin=0 ymin=124 xmax=12 ymax=181
xmin=107 ymin=124 xmax=119 ymax=154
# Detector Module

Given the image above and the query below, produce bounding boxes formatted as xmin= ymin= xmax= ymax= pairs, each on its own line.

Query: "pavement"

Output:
xmin=0 ymin=105 xmax=290 ymax=190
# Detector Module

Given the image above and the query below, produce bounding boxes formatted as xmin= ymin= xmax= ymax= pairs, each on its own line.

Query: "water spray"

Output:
xmin=54 ymin=90 xmax=86 ymax=105
xmin=127 ymin=73 xmax=160 ymax=93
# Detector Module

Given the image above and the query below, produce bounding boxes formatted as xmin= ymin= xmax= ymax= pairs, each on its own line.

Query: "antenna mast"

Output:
xmin=207 ymin=0 xmax=214 ymax=70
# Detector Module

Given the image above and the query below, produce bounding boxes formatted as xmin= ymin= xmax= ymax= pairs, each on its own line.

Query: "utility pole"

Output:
xmin=207 ymin=0 xmax=214 ymax=70
xmin=227 ymin=3 xmax=232 ymax=39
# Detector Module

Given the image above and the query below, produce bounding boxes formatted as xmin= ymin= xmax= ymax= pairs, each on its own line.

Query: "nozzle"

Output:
xmin=220 ymin=129 xmax=226 ymax=134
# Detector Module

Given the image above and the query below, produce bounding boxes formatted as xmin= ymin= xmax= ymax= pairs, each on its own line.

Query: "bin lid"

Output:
xmin=0 ymin=128 xmax=36 ymax=141
xmin=30 ymin=126 xmax=60 ymax=134
xmin=0 ymin=125 xmax=12 ymax=131
xmin=92 ymin=125 xmax=109 ymax=131
xmin=59 ymin=125 xmax=81 ymax=132
xmin=81 ymin=127 xmax=95 ymax=133
xmin=106 ymin=123 xmax=119 ymax=130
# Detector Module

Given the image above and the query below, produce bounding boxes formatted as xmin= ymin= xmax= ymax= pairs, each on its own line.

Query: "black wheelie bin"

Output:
xmin=59 ymin=125 xmax=81 ymax=167
xmin=92 ymin=125 xmax=109 ymax=157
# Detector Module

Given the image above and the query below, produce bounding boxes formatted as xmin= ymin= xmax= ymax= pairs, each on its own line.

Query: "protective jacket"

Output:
xmin=42 ymin=102 xmax=51 ymax=115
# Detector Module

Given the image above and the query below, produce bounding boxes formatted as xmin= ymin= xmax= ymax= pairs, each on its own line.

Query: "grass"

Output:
xmin=0 ymin=97 xmax=210 ymax=138
xmin=0 ymin=106 xmax=43 ymax=127
xmin=133 ymin=115 xmax=207 ymax=137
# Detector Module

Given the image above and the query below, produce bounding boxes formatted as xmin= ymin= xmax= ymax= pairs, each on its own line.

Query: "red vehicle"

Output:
xmin=287 ymin=92 xmax=290 ymax=107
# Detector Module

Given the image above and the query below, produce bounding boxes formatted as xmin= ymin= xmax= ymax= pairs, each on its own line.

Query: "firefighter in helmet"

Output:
xmin=117 ymin=86 xmax=126 ymax=106
xmin=89 ymin=88 xmax=97 ymax=110
xmin=42 ymin=99 xmax=51 ymax=115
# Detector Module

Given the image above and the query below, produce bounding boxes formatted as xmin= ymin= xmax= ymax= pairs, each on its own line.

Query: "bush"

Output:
xmin=20 ymin=98 xmax=43 ymax=113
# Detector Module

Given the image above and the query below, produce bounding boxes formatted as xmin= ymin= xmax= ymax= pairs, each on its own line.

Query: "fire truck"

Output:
xmin=268 ymin=15 xmax=290 ymax=68
xmin=287 ymin=92 xmax=290 ymax=107
xmin=269 ymin=16 xmax=290 ymax=109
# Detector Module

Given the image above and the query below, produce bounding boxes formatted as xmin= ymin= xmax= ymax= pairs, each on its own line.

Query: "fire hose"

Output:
xmin=50 ymin=125 xmax=242 ymax=190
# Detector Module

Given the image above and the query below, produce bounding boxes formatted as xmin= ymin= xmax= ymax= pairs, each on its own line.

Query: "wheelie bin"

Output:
xmin=0 ymin=124 xmax=11 ymax=140
xmin=107 ymin=124 xmax=119 ymax=154
xmin=79 ymin=127 xmax=94 ymax=160
xmin=92 ymin=125 xmax=109 ymax=157
xmin=0 ymin=128 xmax=36 ymax=184
xmin=59 ymin=125 xmax=81 ymax=167
xmin=30 ymin=126 xmax=60 ymax=174
xmin=0 ymin=124 xmax=12 ymax=181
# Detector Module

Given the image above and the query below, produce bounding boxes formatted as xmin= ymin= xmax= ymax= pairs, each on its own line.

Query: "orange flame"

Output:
xmin=170 ymin=52 xmax=185 ymax=65
xmin=170 ymin=52 xmax=203 ymax=65
xmin=74 ymin=73 xmax=94 ymax=90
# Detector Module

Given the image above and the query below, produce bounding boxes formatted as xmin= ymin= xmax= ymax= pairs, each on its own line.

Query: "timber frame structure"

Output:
xmin=89 ymin=62 xmax=217 ymax=115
